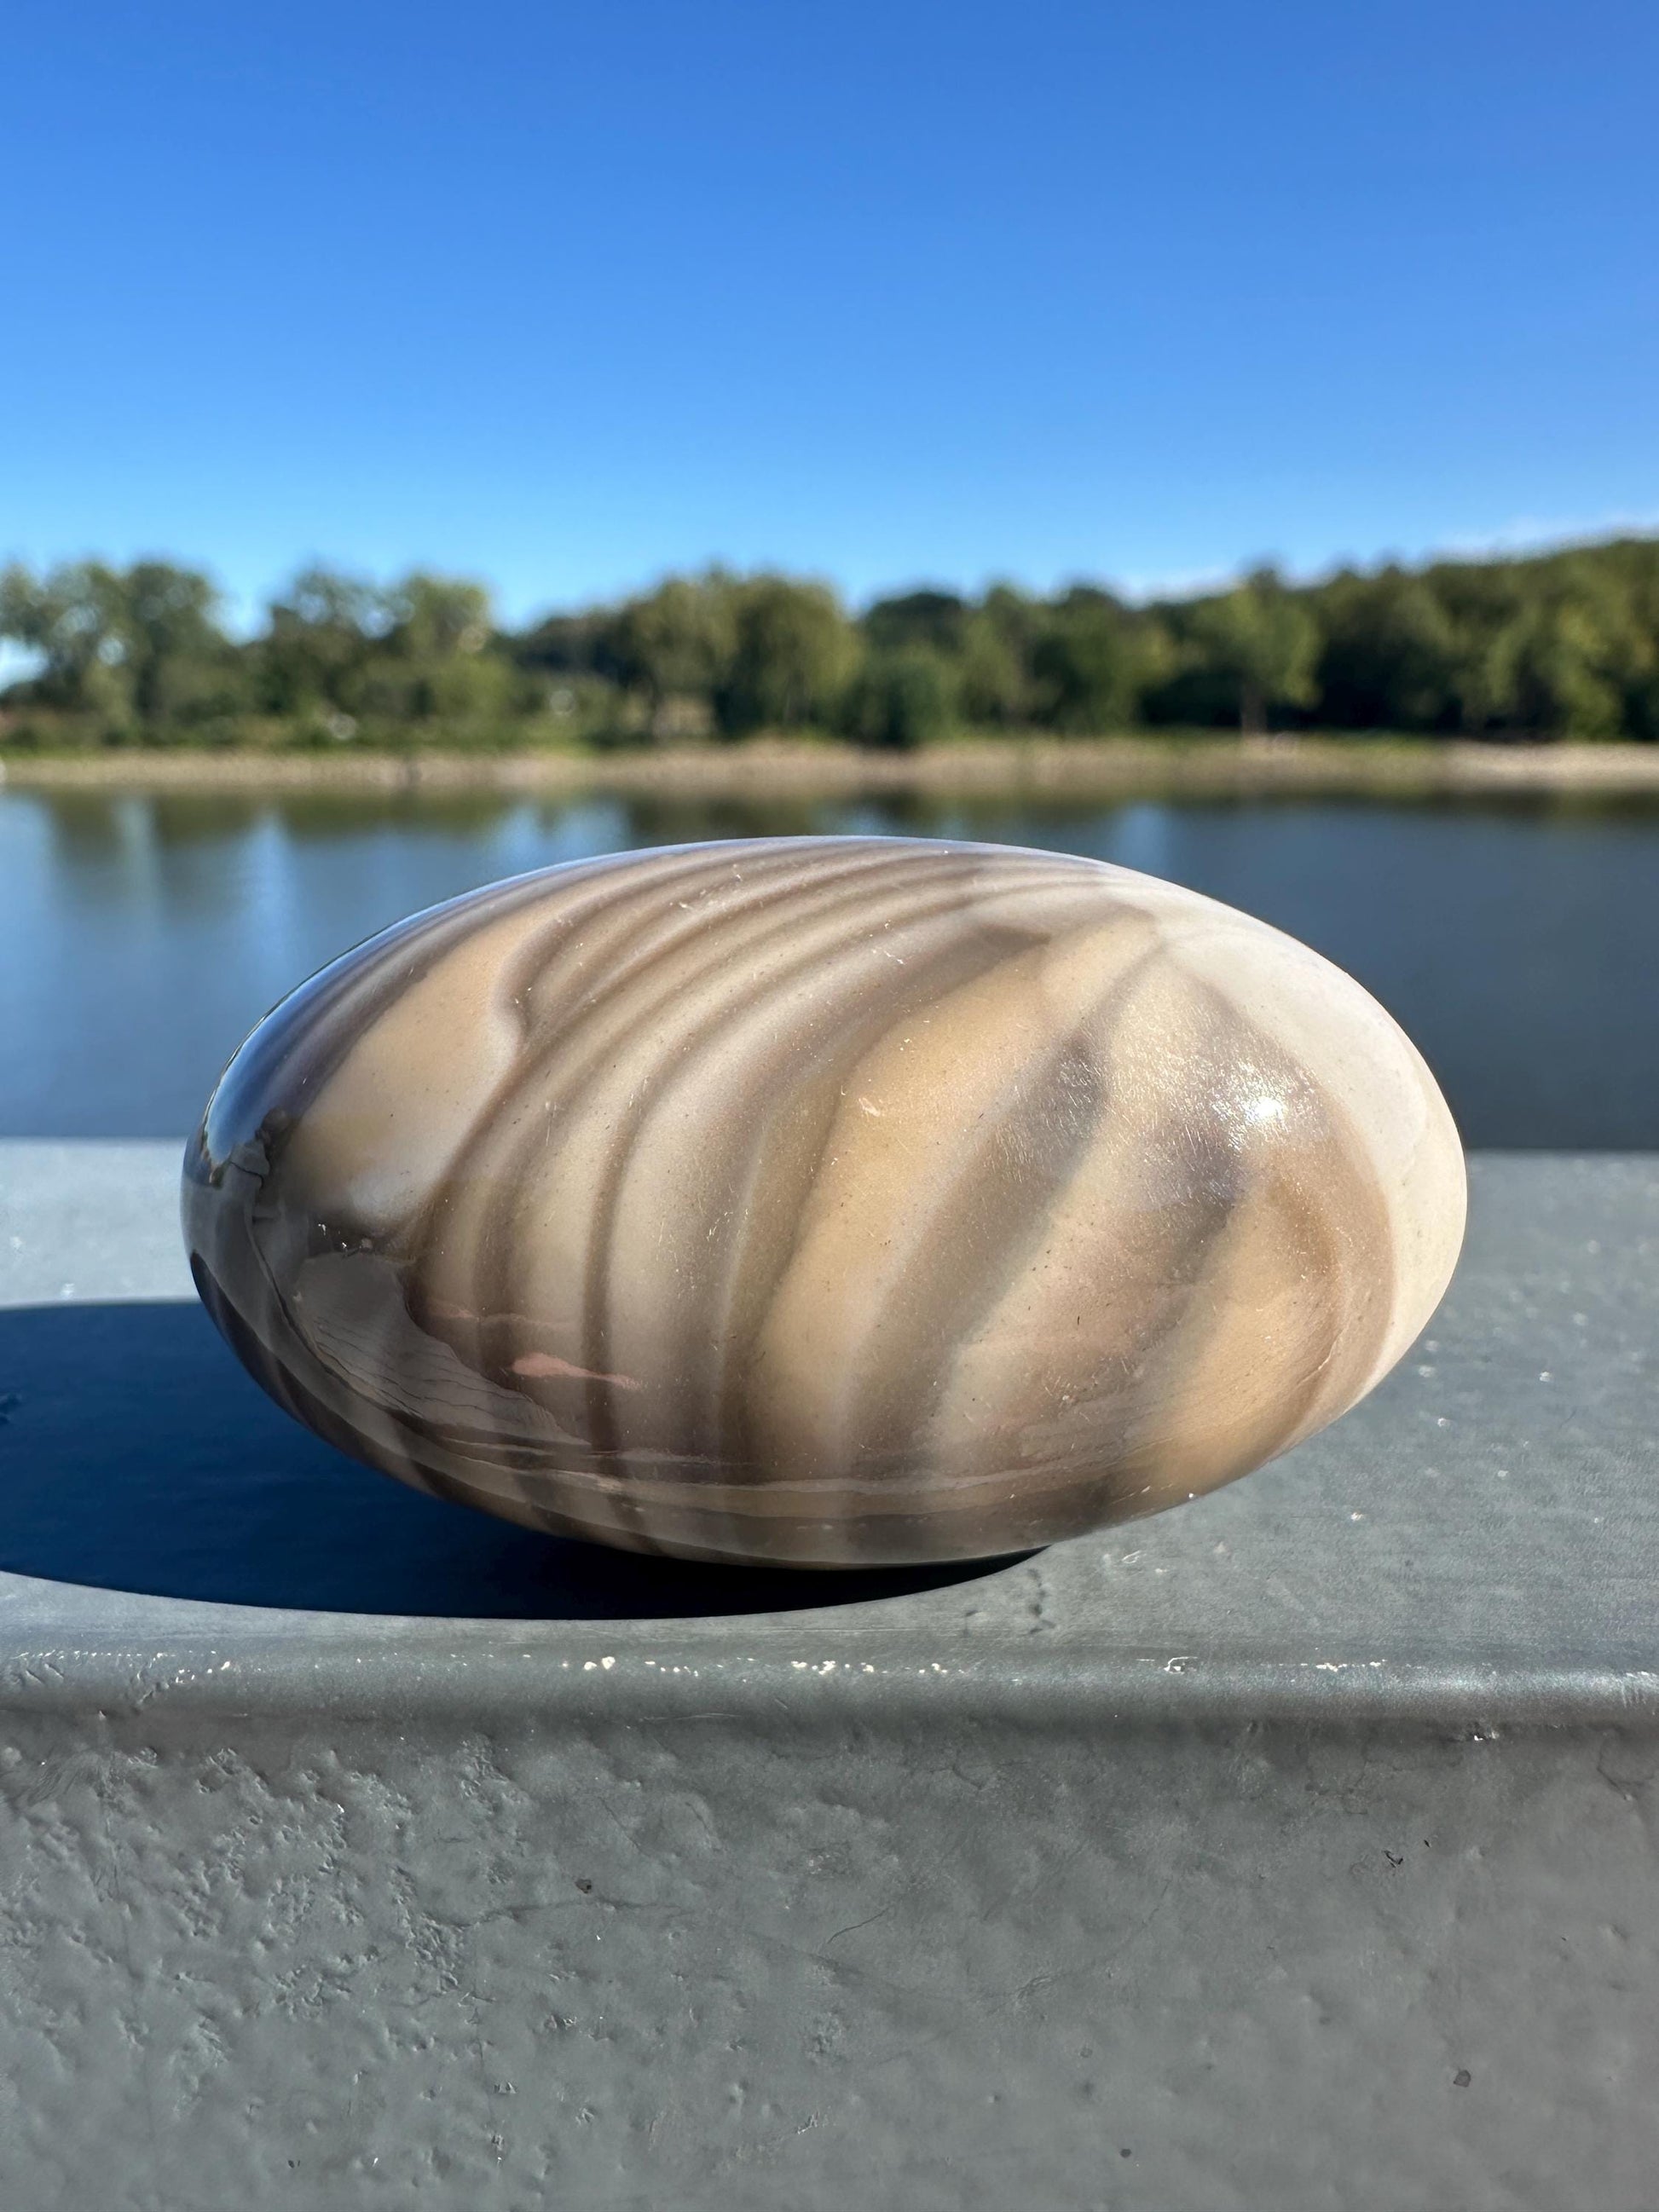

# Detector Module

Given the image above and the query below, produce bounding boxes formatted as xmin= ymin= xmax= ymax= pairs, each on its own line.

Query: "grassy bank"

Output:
xmin=6 ymin=732 xmax=1659 ymax=799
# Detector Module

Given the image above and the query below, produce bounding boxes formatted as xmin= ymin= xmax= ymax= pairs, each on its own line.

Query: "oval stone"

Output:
xmin=183 ymin=837 xmax=1466 ymax=1568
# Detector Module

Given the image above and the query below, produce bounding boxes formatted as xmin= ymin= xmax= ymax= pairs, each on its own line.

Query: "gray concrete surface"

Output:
xmin=1 ymin=1144 xmax=1657 ymax=2209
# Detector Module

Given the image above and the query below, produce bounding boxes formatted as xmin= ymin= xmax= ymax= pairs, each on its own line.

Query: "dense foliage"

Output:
xmin=4 ymin=537 xmax=1659 ymax=748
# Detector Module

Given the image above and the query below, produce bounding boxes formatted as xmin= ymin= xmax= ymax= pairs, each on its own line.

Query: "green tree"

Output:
xmin=1312 ymin=567 xmax=1462 ymax=731
xmin=716 ymin=576 xmax=857 ymax=735
xmin=604 ymin=572 xmax=739 ymax=736
xmin=120 ymin=561 xmax=239 ymax=724
xmin=0 ymin=558 xmax=238 ymax=733
xmin=1478 ymin=600 xmax=1628 ymax=740
xmin=0 ymin=560 xmax=131 ymax=717
xmin=1187 ymin=569 xmax=1320 ymax=734
xmin=1031 ymin=589 xmax=1171 ymax=733
xmin=956 ymin=586 xmax=1038 ymax=727
xmin=338 ymin=572 xmax=517 ymax=735
xmin=14 ymin=531 xmax=1659 ymax=753
xmin=863 ymin=590 xmax=968 ymax=659
xmin=384 ymin=573 xmax=493 ymax=661
xmin=840 ymin=649 xmax=955 ymax=748
xmin=258 ymin=567 xmax=385 ymax=719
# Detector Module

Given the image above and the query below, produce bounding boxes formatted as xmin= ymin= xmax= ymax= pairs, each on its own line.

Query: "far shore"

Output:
xmin=7 ymin=733 xmax=1659 ymax=800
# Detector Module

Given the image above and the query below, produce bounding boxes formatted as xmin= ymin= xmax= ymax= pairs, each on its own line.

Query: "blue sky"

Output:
xmin=5 ymin=0 xmax=1656 ymax=624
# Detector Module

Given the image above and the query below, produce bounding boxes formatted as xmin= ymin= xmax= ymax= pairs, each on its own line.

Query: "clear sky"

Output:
xmin=5 ymin=0 xmax=1657 ymax=624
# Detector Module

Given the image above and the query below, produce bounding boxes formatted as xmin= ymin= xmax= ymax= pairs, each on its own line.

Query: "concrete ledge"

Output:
xmin=2 ymin=1147 xmax=1657 ymax=2209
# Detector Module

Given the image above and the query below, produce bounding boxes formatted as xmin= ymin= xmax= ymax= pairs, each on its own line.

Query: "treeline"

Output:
xmin=4 ymin=536 xmax=1659 ymax=749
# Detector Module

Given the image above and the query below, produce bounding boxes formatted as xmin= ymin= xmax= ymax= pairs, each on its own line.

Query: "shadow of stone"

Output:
xmin=0 ymin=1302 xmax=1020 ymax=1619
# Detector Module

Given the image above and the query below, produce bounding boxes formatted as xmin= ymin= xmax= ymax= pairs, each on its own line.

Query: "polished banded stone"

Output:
xmin=182 ymin=837 xmax=1466 ymax=1567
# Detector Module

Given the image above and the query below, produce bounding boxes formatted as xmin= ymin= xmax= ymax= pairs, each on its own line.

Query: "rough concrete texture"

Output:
xmin=1 ymin=1146 xmax=1658 ymax=2209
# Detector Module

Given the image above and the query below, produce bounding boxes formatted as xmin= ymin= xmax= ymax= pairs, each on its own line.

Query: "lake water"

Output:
xmin=3 ymin=781 xmax=1658 ymax=1147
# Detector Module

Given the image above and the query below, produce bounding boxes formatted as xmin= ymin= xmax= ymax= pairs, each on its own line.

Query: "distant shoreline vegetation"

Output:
xmin=3 ymin=536 xmax=1659 ymax=753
